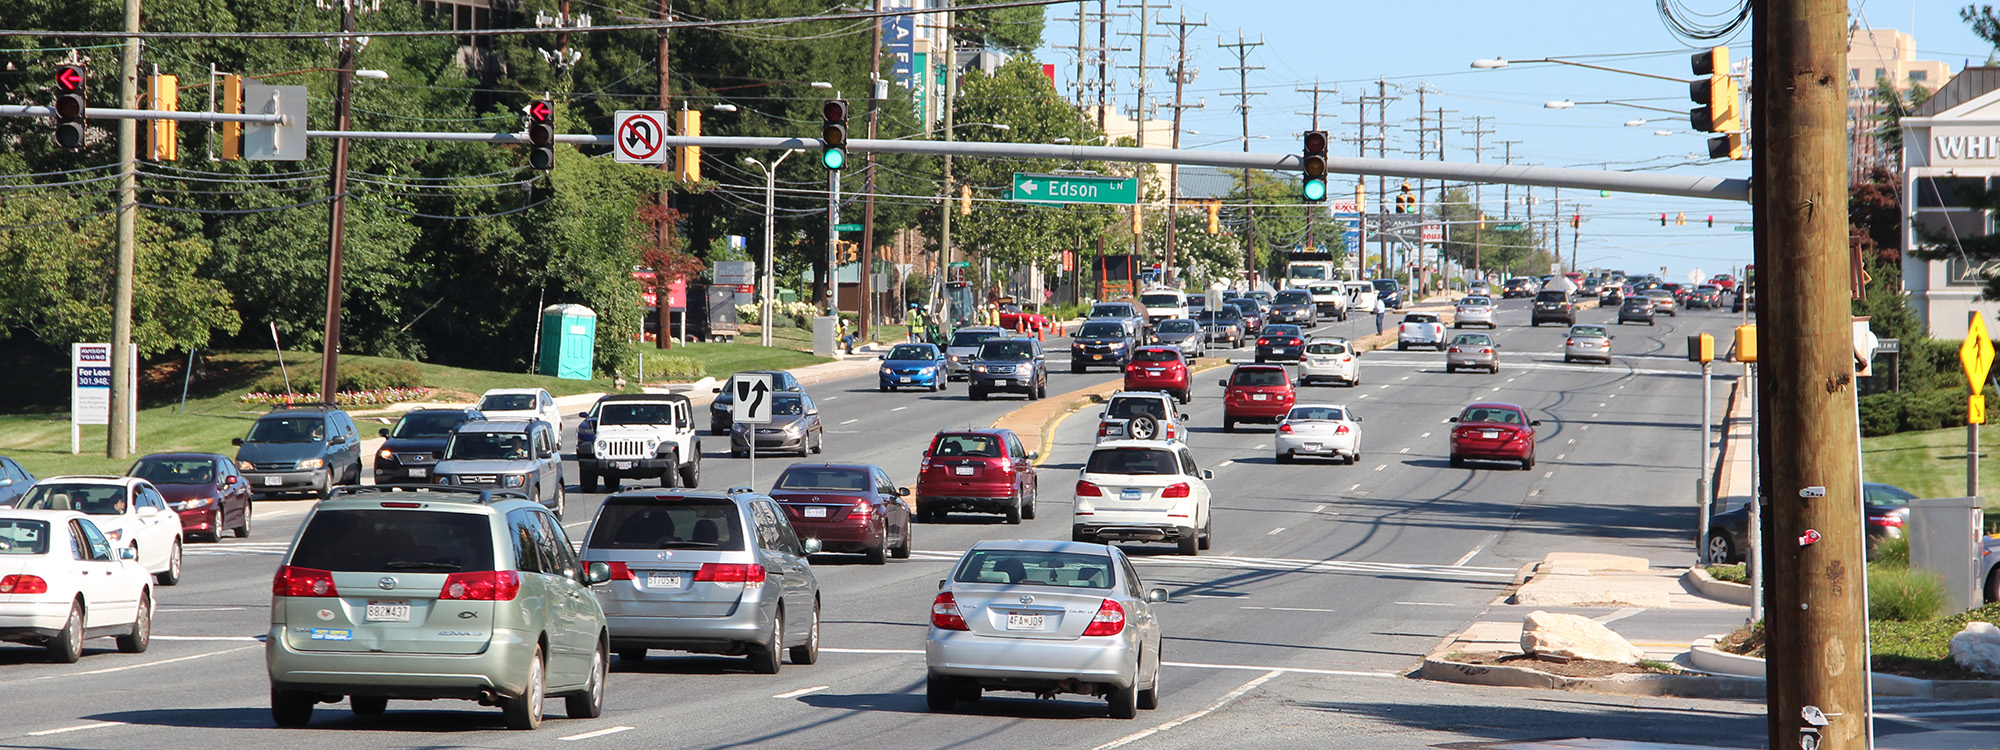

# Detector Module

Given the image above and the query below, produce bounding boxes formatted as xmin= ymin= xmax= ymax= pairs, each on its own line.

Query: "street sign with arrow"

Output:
xmin=733 ymin=373 xmax=774 ymax=425
xmin=613 ymin=110 xmax=668 ymax=164
xmin=1010 ymin=173 xmax=1138 ymax=205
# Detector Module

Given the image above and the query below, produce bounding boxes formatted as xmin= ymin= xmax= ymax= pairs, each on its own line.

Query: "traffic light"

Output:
xmin=146 ymin=74 xmax=179 ymax=161
xmin=1131 ymin=205 xmax=1142 ymax=234
xmin=1690 ymin=46 xmax=1743 ymax=161
xmin=1394 ymin=182 xmax=1416 ymax=213
xmin=820 ymin=99 xmax=849 ymax=170
xmin=676 ymin=108 xmax=702 ymax=183
xmin=1706 ymin=215 xmax=1714 ymax=228
xmin=1660 ymin=213 xmax=1668 ymax=226
xmin=219 ymin=74 xmax=243 ymax=161
xmin=53 ymin=64 xmax=87 ymax=149
xmin=1733 ymin=324 xmax=1757 ymax=363
xmin=1300 ymin=130 xmax=1329 ymax=201
xmin=1676 ymin=212 xmax=1687 ymax=226
xmin=959 ymin=183 xmax=971 ymax=215
xmin=526 ymin=100 xmax=555 ymax=170
xmin=1688 ymin=333 xmax=1714 ymax=363
xmin=1206 ymin=200 xmax=1220 ymax=234
xmin=1707 ymin=132 xmax=1744 ymax=160
xmin=1570 ymin=214 xmax=1581 ymax=229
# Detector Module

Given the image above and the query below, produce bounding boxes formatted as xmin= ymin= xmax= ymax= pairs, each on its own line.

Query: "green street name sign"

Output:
xmin=1010 ymin=173 xmax=1139 ymax=205
xmin=1490 ymin=222 xmax=1524 ymax=232
xmin=832 ymin=223 xmax=863 ymax=232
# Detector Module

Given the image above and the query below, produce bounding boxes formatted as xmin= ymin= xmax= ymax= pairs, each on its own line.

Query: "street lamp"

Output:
xmin=709 ymin=103 xmax=738 ymax=113
xmin=1545 ymin=99 xmax=1682 ymax=114
xmin=744 ymin=150 xmax=800 ymax=347
xmin=1470 ymin=56 xmax=1683 ymax=83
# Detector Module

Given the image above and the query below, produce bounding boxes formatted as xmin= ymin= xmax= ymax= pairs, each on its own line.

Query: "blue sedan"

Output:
xmin=880 ymin=343 xmax=948 ymax=392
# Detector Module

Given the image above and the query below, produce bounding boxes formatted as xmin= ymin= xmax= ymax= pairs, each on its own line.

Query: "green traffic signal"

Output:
xmin=822 ymin=148 xmax=846 ymax=170
xmin=1302 ymin=178 xmax=1327 ymax=202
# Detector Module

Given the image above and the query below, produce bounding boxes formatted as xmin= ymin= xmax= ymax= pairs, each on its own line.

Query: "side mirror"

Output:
xmin=939 ymin=578 xmax=949 ymax=590
xmin=1217 ymin=380 xmax=1228 ymax=388
xmin=877 ymin=354 xmax=887 ymax=360
xmin=231 ymin=437 xmax=245 ymax=446
xmin=712 ymin=387 xmax=723 ymax=394
xmin=1027 ymin=451 xmax=1040 ymax=461
xmin=330 ymin=435 xmax=348 ymax=446
xmin=378 ymin=427 xmax=391 ymax=438
xmin=1200 ymin=469 xmax=1215 ymax=480
xmin=1146 ymin=588 xmax=1169 ymax=603
xmin=1530 ymin=420 xmax=1543 ymax=426
xmin=577 ymin=412 xmax=590 ymax=419
xmin=540 ymin=450 xmax=555 ymax=459
xmin=584 ymin=561 xmax=612 ymax=585
xmin=1179 ymin=414 xmax=1190 ymax=421
xmin=1097 ymin=411 xmax=1108 ymax=420
xmin=807 ymin=409 xmax=820 ymax=416
xmin=118 ymin=547 xmax=138 ymax=561
xmin=1448 ymin=417 xmax=1460 ymax=423
xmin=802 ymin=538 xmax=824 ymax=554
xmin=898 ymin=487 xmax=912 ymax=497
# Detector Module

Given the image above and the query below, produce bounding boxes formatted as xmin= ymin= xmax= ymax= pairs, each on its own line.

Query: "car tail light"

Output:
xmin=272 ymin=566 xmax=339 ymax=597
xmin=1287 ymin=338 xmax=1300 ymax=346
xmin=1098 ymin=423 xmax=1116 ymax=438
xmin=441 ymin=570 xmax=522 ymax=601
xmin=1076 ymin=480 xmax=1103 ymax=496
xmin=1082 ymin=598 xmax=1127 ymax=636
xmin=1566 ymin=338 xmax=1575 ymax=346
xmin=1279 ymin=423 xmax=1293 ymax=433
xmin=380 ymin=501 xmax=422 ymax=509
xmin=0 ymin=574 xmax=48 ymax=594
xmin=1868 ymin=516 xmax=1905 ymax=528
xmin=1257 ymin=338 xmax=1270 ymax=346
xmin=932 ymin=592 xmax=970 ymax=631
xmin=1162 ymin=482 xmax=1192 ymax=498
xmin=1480 ymin=348 xmax=1494 ymax=355
xmin=602 ymin=561 xmax=637 ymax=581
xmin=1335 ymin=424 xmax=1351 ymax=435
xmin=853 ymin=499 xmax=874 ymax=517
xmin=694 ymin=563 xmax=767 ymax=585
xmin=1449 ymin=347 xmax=1462 ymax=354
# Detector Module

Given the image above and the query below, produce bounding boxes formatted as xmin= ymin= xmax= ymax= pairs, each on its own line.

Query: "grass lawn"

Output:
xmin=1862 ymin=424 xmax=2000 ymax=498
xmin=1872 ymin=602 xmax=2000 ymax=680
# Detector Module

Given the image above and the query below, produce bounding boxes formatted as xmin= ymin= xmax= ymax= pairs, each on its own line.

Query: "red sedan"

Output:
xmin=1123 ymin=346 xmax=1191 ymax=403
xmin=125 ymin=452 xmax=254 ymax=541
xmin=1220 ymin=364 xmax=1294 ymax=432
xmin=771 ymin=463 xmax=913 ymax=564
xmin=915 ymin=429 xmax=1039 ymax=524
xmin=1448 ymin=402 xmax=1542 ymax=470
xmin=996 ymin=303 xmax=1049 ymax=333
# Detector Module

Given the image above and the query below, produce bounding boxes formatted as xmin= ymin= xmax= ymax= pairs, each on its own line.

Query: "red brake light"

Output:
xmin=1076 ymin=480 xmax=1103 ymax=496
xmin=853 ymin=499 xmax=874 ymax=516
xmin=0 ymin=574 xmax=48 ymax=594
xmin=1082 ymin=598 xmax=1127 ymax=636
xmin=1480 ymin=348 xmax=1493 ymax=355
xmin=273 ymin=566 xmax=338 ymax=597
xmin=1162 ymin=482 xmax=1192 ymax=498
xmin=1335 ymin=424 xmax=1351 ymax=435
xmin=694 ymin=562 xmax=767 ymax=584
xmin=1565 ymin=338 xmax=1575 ymax=346
xmin=604 ymin=561 xmax=636 ymax=580
xmin=379 ymin=501 xmax=422 ymax=509
xmin=441 ymin=570 xmax=522 ymax=601
xmin=1279 ymin=423 xmax=1293 ymax=433
xmin=932 ymin=592 xmax=970 ymax=630
xmin=1869 ymin=516 xmax=1905 ymax=527
xmin=1257 ymin=338 xmax=1270 ymax=346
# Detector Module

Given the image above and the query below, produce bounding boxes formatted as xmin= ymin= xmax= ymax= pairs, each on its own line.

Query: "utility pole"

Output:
xmin=1218 ymin=32 xmax=1264 ymax=288
xmin=1118 ymin=0 xmax=1164 ymax=261
xmin=938 ymin=0 xmax=956 ymax=320
xmin=1462 ymin=115 xmax=1494 ymax=280
xmin=108 ymin=0 xmax=139 ymax=458
xmin=1158 ymin=9 xmax=1205 ymax=287
xmin=1297 ymin=79 xmax=1339 ymax=265
xmin=1497 ymin=139 xmax=1521 ymax=221
xmin=320 ymin=0 xmax=364 ymax=405
xmin=656 ymin=0 xmax=673 ymax=350
xmin=1433 ymin=105 xmax=1453 ymax=285
xmin=1353 ymin=80 xmax=1400 ymax=280
xmin=1095 ymin=0 xmax=1111 ymax=131
xmin=1758 ymin=0 xmax=1870 ymax=747
xmin=860 ymin=0 xmax=882 ymax=342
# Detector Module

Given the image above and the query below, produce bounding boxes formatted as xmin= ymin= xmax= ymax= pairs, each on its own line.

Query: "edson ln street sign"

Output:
xmin=1010 ymin=173 xmax=1138 ymax=205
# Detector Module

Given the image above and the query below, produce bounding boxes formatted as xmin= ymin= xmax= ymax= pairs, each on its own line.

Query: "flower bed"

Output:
xmin=240 ymin=387 xmax=437 ymax=407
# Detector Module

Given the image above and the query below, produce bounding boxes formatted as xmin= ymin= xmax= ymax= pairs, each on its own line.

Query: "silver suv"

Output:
xmin=432 ymin=420 xmax=567 ymax=519
xmin=580 ymin=487 xmax=823 ymax=674
xmin=266 ymin=486 xmax=612 ymax=730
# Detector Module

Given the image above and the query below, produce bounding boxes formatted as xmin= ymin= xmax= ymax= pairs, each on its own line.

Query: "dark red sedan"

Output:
xmin=771 ymin=463 xmax=913 ymax=564
xmin=1123 ymin=346 xmax=1192 ymax=403
xmin=1448 ymin=402 xmax=1542 ymax=470
xmin=126 ymin=452 xmax=253 ymax=541
xmin=914 ymin=429 xmax=1039 ymax=524
xmin=1220 ymin=364 xmax=1295 ymax=432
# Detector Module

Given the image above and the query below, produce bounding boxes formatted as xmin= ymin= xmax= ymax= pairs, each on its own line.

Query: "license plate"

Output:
xmin=646 ymin=572 xmax=682 ymax=589
xmin=804 ymin=506 xmax=828 ymax=518
xmin=1483 ymin=431 xmax=1499 ymax=439
xmin=365 ymin=601 xmax=411 ymax=623
xmin=1120 ymin=488 xmax=1142 ymax=501
xmin=408 ymin=467 xmax=427 ymax=478
xmin=1093 ymin=354 xmax=1105 ymax=360
xmin=899 ymin=377 xmax=912 ymax=383
xmin=615 ymin=461 xmax=634 ymax=470
xmin=264 ymin=476 xmax=282 ymax=486
xmin=1006 ymin=613 xmax=1046 ymax=630
xmin=1305 ymin=443 xmax=1322 ymax=451
xmin=1253 ymin=394 xmax=1268 ymax=401
xmin=954 ymin=466 xmax=975 ymax=476
xmin=1146 ymin=369 xmax=1163 ymax=375
xmin=997 ymin=379 xmax=1012 ymax=386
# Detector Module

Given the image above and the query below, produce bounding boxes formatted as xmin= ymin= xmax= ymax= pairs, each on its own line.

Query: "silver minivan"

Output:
xmin=581 ymin=488 xmax=823 ymax=674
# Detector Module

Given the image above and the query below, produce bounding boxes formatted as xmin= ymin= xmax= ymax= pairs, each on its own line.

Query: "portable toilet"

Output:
xmin=538 ymin=304 xmax=597 ymax=380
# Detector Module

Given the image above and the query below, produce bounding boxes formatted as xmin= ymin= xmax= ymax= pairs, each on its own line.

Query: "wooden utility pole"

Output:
xmin=108 ymin=0 xmax=139 ymax=457
xmin=1218 ymin=32 xmax=1263 ymax=287
xmin=319 ymin=2 xmax=359 ymax=402
xmin=1158 ymin=10 xmax=1205 ymax=286
xmin=1757 ymin=0 xmax=1870 ymax=748
xmin=1462 ymin=115 xmax=1494 ymax=280
xmin=859 ymin=0 xmax=881 ymax=341
xmin=656 ymin=0 xmax=673 ymax=350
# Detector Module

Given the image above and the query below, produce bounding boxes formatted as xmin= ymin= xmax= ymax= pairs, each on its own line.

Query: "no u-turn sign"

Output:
xmin=613 ymin=110 xmax=668 ymax=164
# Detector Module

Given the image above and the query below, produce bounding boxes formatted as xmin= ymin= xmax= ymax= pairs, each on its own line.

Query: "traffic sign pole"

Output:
xmin=1963 ymin=312 xmax=1994 ymax=496
xmin=733 ymin=374 xmax=774 ymax=490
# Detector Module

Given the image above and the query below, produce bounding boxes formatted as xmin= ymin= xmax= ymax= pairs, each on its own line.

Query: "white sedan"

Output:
xmin=0 ymin=510 xmax=153 ymax=662
xmin=476 ymin=387 xmax=566 ymax=448
xmin=14 ymin=476 xmax=183 ymax=585
xmin=1275 ymin=405 xmax=1363 ymax=464
xmin=1298 ymin=338 xmax=1359 ymax=386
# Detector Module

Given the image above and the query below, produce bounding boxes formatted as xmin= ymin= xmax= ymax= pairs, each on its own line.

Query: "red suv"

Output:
xmin=915 ymin=429 xmax=1040 ymax=524
xmin=1123 ymin=346 xmax=1192 ymax=403
xmin=1448 ymin=402 xmax=1541 ymax=470
xmin=1219 ymin=364 xmax=1294 ymax=432
xmin=770 ymin=463 xmax=913 ymax=564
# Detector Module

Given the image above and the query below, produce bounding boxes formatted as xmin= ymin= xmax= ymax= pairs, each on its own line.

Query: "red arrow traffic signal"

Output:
xmin=528 ymin=100 xmax=552 ymax=122
xmin=56 ymin=65 xmax=83 ymax=92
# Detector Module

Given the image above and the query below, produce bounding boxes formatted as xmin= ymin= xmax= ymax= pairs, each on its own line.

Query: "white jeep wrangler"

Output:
xmin=576 ymin=394 xmax=702 ymax=491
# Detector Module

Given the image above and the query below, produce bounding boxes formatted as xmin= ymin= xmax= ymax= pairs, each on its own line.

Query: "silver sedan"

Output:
xmin=1453 ymin=296 xmax=1497 ymax=329
xmin=1149 ymin=318 xmax=1206 ymax=359
xmin=926 ymin=539 xmax=1167 ymax=719
xmin=1445 ymin=332 xmax=1499 ymax=374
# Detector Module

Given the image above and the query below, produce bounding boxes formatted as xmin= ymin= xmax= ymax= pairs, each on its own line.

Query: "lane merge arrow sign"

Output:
xmin=733 ymin=373 xmax=774 ymax=425
xmin=613 ymin=110 xmax=668 ymax=164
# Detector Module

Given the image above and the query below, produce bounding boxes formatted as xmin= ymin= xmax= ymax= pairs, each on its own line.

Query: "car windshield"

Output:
xmin=1107 ymin=398 xmax=1168 ymax=420
xmin=1646 ymin=290 xmax=1673 ymax=298
xmin=1230 ymin=368 xmax=1288 ymax=387
xmin=1132 ymin=348 xmax=1179 ymax=363
xmin=444 ymin=431 xmax=533 ymax=461
xmin=1086 ymin=448 xmax=1181 ymax=475
xmin=954 ymin=549 xmax=1115 ymax=588
xmin=1287 ymin=265 xmax=1328 ymax=280
xmin=1452 ymin=334 xmax=1493 ymax=346
xmin=392 ymin=411 xmax=470 ymax=439
xmin=1090 ymin=304 xmax=1132 ymax=318
xmin=478 ymin=394 xmax=537 ymax=412
xmin=772 ymin=395 xmax=806 ymax=416
xmin=1571 ymin=326 xmax=1609 ymax=338
xmin=1157 ymin=320 xmax=1198 ymax=334
xmin=588 ymin=498 xmax=744 ymax=550
xmin=1624 ymin=299 xmax=1649 ymax=308
xmin=1459 ymin=297 xmax=1492 ymax=306
xmin=289 ymin=509 xmax=496 ymax=573
xmin=776 ymin=468 xmax=869 ymax=491
xmin=1403 ymin=314 xmax=1440 ymax=324
xmin=931 ymin=434 xmax=1002 ymax=458
xmin=978 ymin=341 xmax=1036 ymax=361
xmin=244 ymin=416 xmax=325 ymax=444
xmin=0 ymin=519 xmax=50 ymax=555
xmin=1078 ymin=321 xmax=1127 ymax=338
xmin=16 ymin=484 xmax=126 ymax=515
xmin=1264 ymin=326 xmax=1302 ymax=337
xmin=1198 ymin=309 xmax=1240 ymax=322
xmin=1864 ymin=484 xmax=1917 ymax=507
xmin=1372 ymin=279 xmax=1399 ymax=291
xmin=1276 ymin=291 xmax=1312 ymax=304
xmin=1140 ymin=293 xmax=1181 ymax=307
xmin=129 ymin=458 xmax=216 ymax=485
xmin=1460 ymin=407 xmax=1524 ymax=425
xmin=950 ymin=331 xmax=999 ymax=348
xmin=888 ymin=344 xmax=935 ymax=360
xmin=1536 ymin=291 xmax=1567 ymax=302
xmin=1228 ymin=300 xmax=1260 ymax=313
xmin=1287 ymin=406 xmax=1346 ymax=421
xmin=1306 ymin=341 xmax=1348 ymax=355
xmin=600 ymin=403 xmax=676 ymax=426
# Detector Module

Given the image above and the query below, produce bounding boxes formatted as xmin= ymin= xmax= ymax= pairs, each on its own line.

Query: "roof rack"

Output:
xmin=727 ymin=486 xmax=754 ymax=495
xmin=324 ymin=484 xmax=532 ymax=505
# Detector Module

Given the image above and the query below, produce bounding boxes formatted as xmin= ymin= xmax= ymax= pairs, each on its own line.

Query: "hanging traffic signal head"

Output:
xmin=1206 ymin=200 xmax=1220 ymax=234
xmin=53 ymin=65 xmax=87 ymax=150
xmin=1689 ymin=46 xmax=1739 ymax=134
xmin=526 ymin=100 xmax=555 ymax=170
xmin=1395 ymin=181 xmax=1416 ymax=213
xmin=1300 ymin=130 xmax=1329 ymax=202
xmin=1707 ymin=132 xmax=1745 ymax=160
xmin=821 ymin=99 xmax=849 ymax=170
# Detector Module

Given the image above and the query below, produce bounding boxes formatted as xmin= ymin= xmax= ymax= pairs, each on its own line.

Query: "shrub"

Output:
xmin=1872 ymin=534 xmax=1910 ymax=568
xmin=1858 ymin=392 xmax=1903 ymax=437
xmin=1869 ymin=564 xmax=1946 ymax=621
xmin=1706 ymin=563 xmax=1747 ymax=583
xmin=639 ymin=355 xmax=703 ymax=382
xmin=1899 ymin=389 xmax=1965 ymax=432
xmin=248 ymin=361 xmax=424 ymax=396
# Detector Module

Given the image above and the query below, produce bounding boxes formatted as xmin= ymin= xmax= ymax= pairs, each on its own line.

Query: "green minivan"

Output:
xmin=265 ymin=486 xmax=612 ymax=730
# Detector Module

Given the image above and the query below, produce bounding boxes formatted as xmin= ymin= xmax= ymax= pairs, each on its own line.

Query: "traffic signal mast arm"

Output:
xmin=2 ymin=103 xmax=284 ymax=125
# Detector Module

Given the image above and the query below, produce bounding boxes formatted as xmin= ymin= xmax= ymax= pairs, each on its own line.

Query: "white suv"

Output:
xmin=1071 ymin=440 xmax=1213 ymax=556
xmin=577 ymin=394 xmax=702 ymax=492
xmin=1094 ymin=392 xmax=1190 ymax=444
xmin=1138 ymin=289 xmax=1189 ymax=327
xmin=1298 ymin=337 xmax=1359 ymax=386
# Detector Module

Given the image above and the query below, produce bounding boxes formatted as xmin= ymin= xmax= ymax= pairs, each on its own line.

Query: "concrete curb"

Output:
xmin=1687 ymin=633 xmax=2000 ymax=698
xmin=1683 ymin=566 xmax=1752 ymax=606
xmin=1417 ymin=654 xmax=1767 ymax=699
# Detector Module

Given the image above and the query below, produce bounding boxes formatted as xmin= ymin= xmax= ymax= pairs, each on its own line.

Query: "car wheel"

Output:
xmin=1072 ymin=362 xmax=1084 ymax=374
xmin=1199 ymin=520 xmax=1212 ymax=550
xmin=565 ymin=640 xmax=608 ymax=719
xmin=893 ymin=521 xmax=913 ymax=559
xmin=350 ymin=695 xmax=388 ymax=717
xmin=1177 ymin=534 xmax=1198 ymax=556
xmin=47 ymin=601 xmax=82 ymax=663
xmin=116 ymin=591 xmax=151 ymax=653
xmin=1490 ymin=364 xmax=1500 ymax=374
xmin=619 ymin=648 xmax=647 ymax=662
xmin=552 ymin=483 xmax=568 ymax=520
xmin=1276 ymin=452 xmax=1293 ymax=464
xmin=970 ymin=388 xmax=986 ymax=401
xmin=234 ymin=504 xmax=252 ymax=539
xmin=879 ymin=384 xmax=890 ymax=393
xmin=1987 ymin=567 xmax=2000 ymax=604
xmin=1398 ymin=343 xmax=1407 ymax=351
xmin=156 ymin=540 xmax=182 ymax=586
xmin=1109 ymin=676 xmax=1140 ymax=719
xmin=1138 ymin=653 xmax=1162 ymax=710
xmin=748 ymin=612 xmax=782 ymax=675
xmin=865 ymin=536 xmax=888 ymax=564
xmin=581 ymin=471 xmax=598 ymax=493
xmin=680 ymin=454 xmax=702 ymax=489
xmin=732 ymin=449 xmax=747 ymax=459
xmin=926 ymin=673 xmax=958 ymax=712
xmin=1450 ymin=455 xmax=1466 ymax=469
xmin=272 ymin=687 xmax=315 ymax=727
xmin=500 ymin=644 xmax=546 ymax=730
xmin=1707 ymin=531 xmax=1737 ymax=565
xmin=810 ymin=430 xmax=823 ymax=455
xmin=1563 ymin=355 xmax=1573 ymax=363
xmin=605 ymin=476 xmax=622 ymax=491
xmin=1445 ymin=365 xmax=1455 ymax=374
xmin=1005 ymin=496 xmax=1023 ymax=525
xmin=1521 ymin=453 xmax=1536 ymax=471
xmin=789 ymin=601 xmax=821 ymax=665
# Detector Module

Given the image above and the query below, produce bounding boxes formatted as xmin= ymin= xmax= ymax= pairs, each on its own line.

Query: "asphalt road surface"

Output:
xmin=2 ymin=299 xmax=1822 ymax=750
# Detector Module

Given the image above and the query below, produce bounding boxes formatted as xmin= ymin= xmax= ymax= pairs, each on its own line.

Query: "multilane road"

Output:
xmin=0 ymin=298 xmax=1779 ymax=750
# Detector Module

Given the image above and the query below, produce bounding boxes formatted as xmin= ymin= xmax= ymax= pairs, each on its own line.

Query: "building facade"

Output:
xmin=1851 ymin=28 xmax=1954 ymax=178
xmin=1900 ymin=70 xmax=2000 ymax=339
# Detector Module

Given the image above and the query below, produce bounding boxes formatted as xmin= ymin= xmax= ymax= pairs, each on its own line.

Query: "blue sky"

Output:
xmin=1034 ymin=0 xmax=1997 ymax=280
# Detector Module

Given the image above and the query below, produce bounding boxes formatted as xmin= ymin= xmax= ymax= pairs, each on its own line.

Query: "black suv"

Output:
xmin=1371 ymin=278 xmax=1404 ymax=309
xmin=968 ymin=338 xmax=1048 ymax=400
xmin=374 ymin=408 xmax=486 ymax=485
xmin=1070 ymin=319 xmax=1137 ymax=373
xmin=233 ymin=405 xmax=364 ymax=498
xmin=1530 ymin=290 xmax=1576 ymax=327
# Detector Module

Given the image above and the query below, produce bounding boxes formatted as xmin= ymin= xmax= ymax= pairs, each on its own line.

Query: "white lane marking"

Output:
xmin=821 ymin=647 xmax=925 ymax=655
xmin=1400 ymin=376 xmax=1410 ymax=381
xmin=840 ymin=418 xmax=860 ymax=425
xmin=1597 ymin=402 xmax=1607 ymax=407
xmin=1239 ymin=606 xmax=1336 ymax=613
xmin=1373 ymin=464 xmax=1387 ymax=471
xmin=1267 ymin=527 xmax=1285 ymax=536
xmin=1454 ymin=534 xmax=1498 ymax=567
xmin=150 ymin=635 xmax=261 ymax=642
xmin=773 ymin=685 xmax=830 ymax=699
xmin=1592 ymin=608 xmax=1645 ymax=625
xmin=1530 ymin=490 xmax=1543 ymax=497
xmin=1395 ymin=601 xmax=1457 ymax=607
xmin=1091 ymin=670 xmax=1285 ymax=750
xmin=821 ymin=396 xmax=838 ymax=401
xmin=1567 ymin=438 xmax=1577 ymax=444
xmin=1581 ymin=425 xmax=1591 ymax=431
xmin=1506 ymin=377 xmax=1519 ymax=383
xmin=1591 ymin=413 xmax=1600 ymax=418
xmin=1253 ymin=444 xmax=1267 ymax=450
xmin=1543 ymin=471 xmax=1554 ymax=478
xmin=27 ymin=646 xmax=258 ymax=682
xmin=1490 ymin=386 xmax=1502 ymax=392
xmin=1398 ymin=448 xmax=1410 ymax=453
xmin=1217 ymin=460 xmax=1234 ymax=467
xmin=1420 ymin=432 xmax=1431 ymax=438
xmin=1378 ymin=384 xmax=1390 ymax=389
xmin=1884 ymin=707 xmax=2000 ymax=718
xmin=27 ymin=722 xmax=124 ymax=737
xmin=1158 ymin=662 xmax=1396 ymax=678
xmin=1310 ymin=504 xmax=1325 ymax=513
xmin=559 ymin=726 xmax=636 ymax=741
xmin=1349 ymin=484 xmax=1362 ymax=491
xmin=565 ymin=520 xmax=590 ymax=528
xmin=1357 ymin=394 xmax=1370 ymax=399
xmin=1607 ymin=394 xmax=1617 ymax=399
xmin=891 ymin=406 xmax=908 ymax=412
